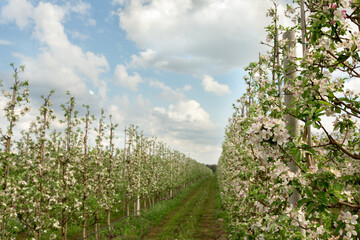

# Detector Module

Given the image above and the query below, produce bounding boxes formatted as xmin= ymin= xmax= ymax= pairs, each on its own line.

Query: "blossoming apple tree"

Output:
xmin=218 ymin=0 xmax=360 ymax=239
xmin=0 ymin=65 xmax=211 ymax=240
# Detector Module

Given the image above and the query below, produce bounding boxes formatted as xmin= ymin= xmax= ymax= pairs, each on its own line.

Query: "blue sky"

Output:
xmin=0 ymin=0 xmax=290 ymax=164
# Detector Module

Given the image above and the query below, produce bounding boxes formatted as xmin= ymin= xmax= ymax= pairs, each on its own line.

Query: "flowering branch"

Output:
xmin=278 ymin=145 xmax=306 ymax=173
xmin=318 ymin=121 xmax=360 ymax=160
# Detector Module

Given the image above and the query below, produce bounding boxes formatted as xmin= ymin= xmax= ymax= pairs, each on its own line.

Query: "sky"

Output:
xmin=0 ymin=0 xmax=291 ymax=164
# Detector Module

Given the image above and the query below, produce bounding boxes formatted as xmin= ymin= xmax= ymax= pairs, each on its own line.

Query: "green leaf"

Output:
xmin=333 ymin=182 xmax=343 ymax=191
xmin=318 ymin=100 xmax=331 ymax=106
xmin=337 ymin=54 xmax=350 ymax=63
xmin=317 ymin=192 xmax=329 ymax=205
xmin=329 ymin=195 xmax=338 ymax=204
xmin=298 ymin=198 xmax=311 ymax=208
xmin=335 ymin=221 xmax=345 ymax=234
xmin=305 ymin=187 xmax=314 ymax=198
xmin=333 ymin=191 xmax=347 ymax=200
xmin=304 ymin=120 xmax=313 ymax=127
xmin=307 ymin=147 xmax=316 ymax=155
xmin=315 ymin=107 xmax=326 ymax=114
xmin=306 ymin=202 xmax=315 ymax=213
xmin=352 ymin=43 xmax=357 ymax=52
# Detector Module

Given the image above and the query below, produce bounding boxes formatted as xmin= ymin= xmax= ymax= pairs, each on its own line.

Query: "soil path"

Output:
xmin=143 ymin=176 xmax=226 ymax=240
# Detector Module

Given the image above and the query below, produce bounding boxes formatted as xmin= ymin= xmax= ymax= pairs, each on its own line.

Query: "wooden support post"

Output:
xmin=283 ymin=30 xmax=305 ymax=235
xmin=300 ymin=0 xmax=313 ymax=168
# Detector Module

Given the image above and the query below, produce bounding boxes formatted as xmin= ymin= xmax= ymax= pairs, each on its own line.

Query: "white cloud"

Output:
xmin=3 ymin=0 xmax=109 ymax=102
xmin=148 ymin=80 xmax=218 ymax=136
xmin=68 ymin=1 xmax=91 ymax=15
xmin=0 ymin=0 xmax=227 ymax=164
xmin=149 ymin=80 xmax=195 ymax=103
xmin=87 ymin=18 xmax=96 ymax=26
xmin=0 ymin=0 xmax=110 ymax=120
xmin=66 ymin=1 xmax=96 ymax=26
xmin=105 ymin=81 xmax=221 ymax=163
xmin=115 ymin=0 xmax=286 ymax=73
xmin=0 ymin=39 xmax=12 ymax=45
xmin=149 ymin=97 xmax=222 ymax=163
xmin=129 ymin=49 xmax=169 ymax=69
xmin=202 ymin=74 xmax=230 ymax=96
xmin=0 ymin=0 xmax=34 ymax=29
xmin=152 ymin=98 xmax=218 ymax=136
xmin=108 ymin=94 xmax=152 ymax=128
xmin=112 ymin=0 xmax=127 ymax=5
xmin=32 ymin=2 xmax=68 ymax=45
xmin=148 ymin=135 xmax=222 ymax=164
xmin=168 ymin=100 xmax=211 ymax=123
xmin=17 ymin=52 xmax=88 ymax=96
xmin=154 ymin=106 xmax=166 ymax=114
xmin=183 ymin=85 xmax=192 ymax=91
xmin=149 ymin=80 xmax=184 ymax=101
xmin=114 ymin=64 xmax=143 ymax=91
xmin=69 ymin=30 xmax=89 ymax=41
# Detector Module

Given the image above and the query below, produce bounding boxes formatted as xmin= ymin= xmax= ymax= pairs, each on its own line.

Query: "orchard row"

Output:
xmin=0 ymin=65 xmax=212 ymax=240
xmin=219 ymin=0 xmax=360 ymax=239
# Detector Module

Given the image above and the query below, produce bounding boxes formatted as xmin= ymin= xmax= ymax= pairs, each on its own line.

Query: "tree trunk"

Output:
xmin=107 ymin=209 xmax=111 ymax=239
xmin=61 ymin=161 xmax=68 ymax=240
xmin=1 ymin=217 xmax=5 ymax=240
xmin=137 ymin=195 xmax=141 ymax=216
xmin=82 ymin=107 xmax=90 ymax=240
xmin=95 ymin=213 xmax=99 ymax=240
xmin=126 ymin=198 xmax=130 ymax=217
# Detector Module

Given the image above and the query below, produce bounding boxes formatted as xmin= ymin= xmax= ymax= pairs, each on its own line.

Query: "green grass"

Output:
xmin=152 ymin=183 xmax=209 ymax=239
xmin=79 ymin=176 xmax=228 ymax=240
xmin=106 ymin=178 xmax=209 ymax=240
xmin=214 ymin=175 xmax=228 ymax=222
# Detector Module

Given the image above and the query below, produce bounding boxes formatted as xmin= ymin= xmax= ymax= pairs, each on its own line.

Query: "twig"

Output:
xmin=326 ymin=50 xmax=360 ymax=77
xmin=338 ymin=201 xmax=360 ymax=209
xmin=278 ymin=145 xmax=306 ymax=173
xmin=300 ymin=143 xmax=332 ymax=149
xmin=318 ymin=121 xmax=360 ymax=160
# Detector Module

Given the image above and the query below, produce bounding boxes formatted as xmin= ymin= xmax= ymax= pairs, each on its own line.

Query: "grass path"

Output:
xmin=142 ymin=175 xmax=226 ymax=240
xmin=194 ymin=176 xmax=219 ymax=239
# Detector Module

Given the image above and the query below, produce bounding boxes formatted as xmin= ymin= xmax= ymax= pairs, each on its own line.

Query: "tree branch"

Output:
xmin=326 ymin=50 xmax=360 ymax=77
xmin=278 ymin=145 xmax=306 ymax=173
xmin=318 ymin=121 xmax=360 ymax=160
xmin=339 ymin=200 xmax=360 ymax=209
xmin=333 ymin=95 xmax=360 ymax=115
